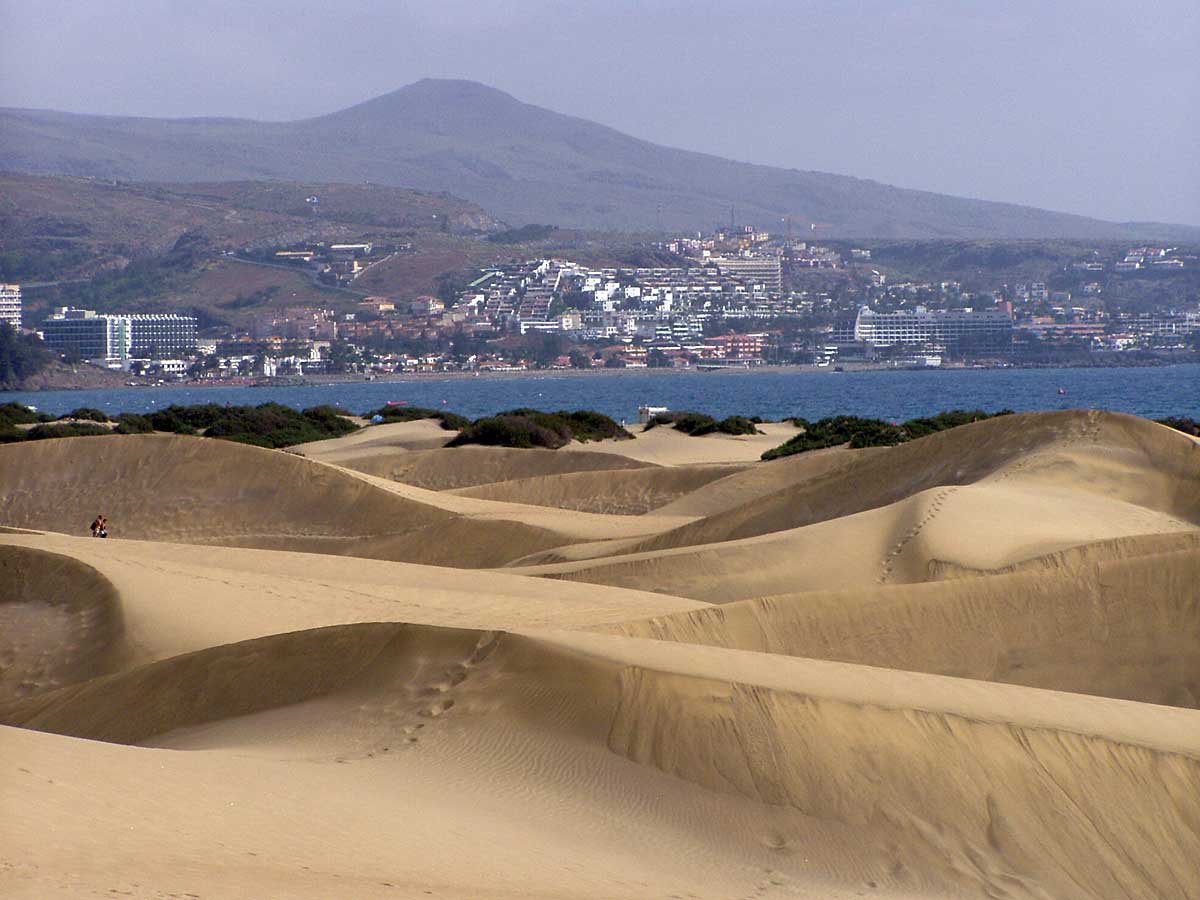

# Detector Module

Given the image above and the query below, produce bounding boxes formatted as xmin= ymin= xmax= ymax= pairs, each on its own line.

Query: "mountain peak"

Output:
xmin=404 ymin=78 xmax=517 ymax=100
xmin=3 ymin=79 xmax=1193 ymax=238
xmin=327 ymin=78 xmax=522 ymax=120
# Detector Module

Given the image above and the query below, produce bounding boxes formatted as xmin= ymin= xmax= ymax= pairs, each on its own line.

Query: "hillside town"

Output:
xmin=2 ymin=232 xmax=1197 ymax=382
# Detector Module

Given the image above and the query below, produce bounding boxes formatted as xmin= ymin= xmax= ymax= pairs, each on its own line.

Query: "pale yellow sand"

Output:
xmin=3 ymin=409 xmax=1200 ymax=899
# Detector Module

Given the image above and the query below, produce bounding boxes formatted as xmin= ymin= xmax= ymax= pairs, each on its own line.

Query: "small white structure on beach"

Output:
xmin=637 ymin=405 xmax=669 ymax=425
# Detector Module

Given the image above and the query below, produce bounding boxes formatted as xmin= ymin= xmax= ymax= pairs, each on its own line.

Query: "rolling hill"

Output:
xmin=4 ymin=78 xmax=1196 ymax=239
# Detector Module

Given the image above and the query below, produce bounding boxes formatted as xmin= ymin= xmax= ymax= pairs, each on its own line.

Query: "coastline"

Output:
xmin=9 ymin=351 xmax=1198 ymax=394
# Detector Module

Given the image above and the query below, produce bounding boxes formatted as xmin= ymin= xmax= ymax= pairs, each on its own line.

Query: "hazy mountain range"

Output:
xmin=2 ymin=78 xmax=1195 ymax=240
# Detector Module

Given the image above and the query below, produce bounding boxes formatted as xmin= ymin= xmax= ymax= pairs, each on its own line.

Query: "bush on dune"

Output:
xmin=139 ymin=403 xmax=358 ymax=447
xmin=26 ymin=422 xmax=112 ymax=440
xmin=645 ymin=410 xmax=762 ymax=436
xmin=200 ymin=403 xmax=359 ymax=448
xmin=762 ymin=409 xmax=1012 ymax=460
xmin=59 ymin=407 xmax=111 ymax=423
xmin=715 ymin=415 xmax=762 ymax=436
xmin=0 ymin=402 xmax=359 ymax=446
xmin=448 ymin=408 xmax=631 ymax=449
xmin=447 ymin=414 xmax=570 ymax=449
xmin=494 ymin=409 xmax=630 ymax=442
xmin=113 ymin=413 xmax=153 ymax=434
xmin=546 ymin=409 xmax=632 ymax=442
xmin=1 ymin=403 xmax=108 ymax=442
xmin=0 ymin=402 xmax=49 ymax=427
xmin=1158 ymin=417 xmax=1200 ymax=437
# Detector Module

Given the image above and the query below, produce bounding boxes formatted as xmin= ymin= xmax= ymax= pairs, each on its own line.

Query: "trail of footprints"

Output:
xmin=339 ymin=631 xmax=501 ymax=762
xmin=878 ymin=488 xmax=957 ymax=584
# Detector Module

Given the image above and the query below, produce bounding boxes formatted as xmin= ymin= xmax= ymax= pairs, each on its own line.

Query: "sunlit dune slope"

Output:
xmin=561 ymin=420 xmax=797 ymax=465
xmin=450 ymin=462 xmax=745 ymax=514
xmin=613 ymin=535 xmax=1200 ymax=707
xmin=0 ymin=434 xmax=686 ymax=565
xmin=629 ymin=409 xmax=1200 ymax=554
xmin=652 ymin=444 xmax=870 ymax=517
xmin=0 ymin=531 xmax=707 ymax=670
xmin=321 ymin=441 xmax=656 ymax=489
xmin=4 ymin=619 xmax=1199 ymax=899
xmin=515 ymin=477 xmax=1197 ymax=600
xmin=289 ymin=417 xmax=455 ymax=460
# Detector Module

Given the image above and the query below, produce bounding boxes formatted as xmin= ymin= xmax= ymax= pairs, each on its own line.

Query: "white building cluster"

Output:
xmin=449 ymin=255 xmax=800 ymax=341
xmin=0 ymin=284 xmax=21 ymax=331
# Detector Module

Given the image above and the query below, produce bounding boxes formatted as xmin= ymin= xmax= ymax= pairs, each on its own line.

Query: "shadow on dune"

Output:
xmin=3 ymin=616 xmax=1198 ymax=899
xmin=612 ymin=535 xmax=1200 ymax=708
xmin=0 ymin=434 xmax=575 ymax=567
xmin=0 ymin=545 xmax=126 ymax=703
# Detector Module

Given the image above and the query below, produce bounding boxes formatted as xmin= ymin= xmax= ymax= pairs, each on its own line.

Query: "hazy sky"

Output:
xmin=2 ymin=0 xmax=1197 ymax=224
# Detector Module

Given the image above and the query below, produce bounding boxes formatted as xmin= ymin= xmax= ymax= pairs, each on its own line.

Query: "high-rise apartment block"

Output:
xmin=40 ymin=308 xmax=197 ymax=361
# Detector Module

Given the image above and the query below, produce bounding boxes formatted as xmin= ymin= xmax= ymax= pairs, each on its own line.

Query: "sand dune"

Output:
xmin=451 ymin=462 xmax=745 ymax=513
xmin=613 ymin=537 xmax=1200 ymax=706
xmin=562 ymin=420 xmax=798 ymax=465
xmin=0 ymin=434 xmax=688 ymax=566
xmin=4 ymin=410 xmax=1200 ymax=899
xmin=6 ymin=618 xmax=1198 ymax=898
xmin=289 ymin=417 xmax=456 ymax=460
xmin=515 ymin=477 xmax=1197 ymax=600
xmin=629 ymin=409 xmax=1200 ymax=554
xmin=0 ymin=546 xmax=126 ymax=702
xmin=322 ymin=441 xmax=655 ymax=489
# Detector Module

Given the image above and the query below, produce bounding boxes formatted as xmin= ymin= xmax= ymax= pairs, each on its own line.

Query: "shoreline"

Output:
xmin=7 ymin=355 xmax=1199 ymax=393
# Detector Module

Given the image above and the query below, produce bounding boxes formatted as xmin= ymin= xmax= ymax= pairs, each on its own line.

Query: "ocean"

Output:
xmin=4 ymin=365 xmax=1198 ymax=422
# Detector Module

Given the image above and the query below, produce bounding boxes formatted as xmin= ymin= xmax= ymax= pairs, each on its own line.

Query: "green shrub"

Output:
xmin=901 ymin=409 xmax=1012 ymax=439
xmin=448 ymin=414 xmax=570 ymax=449
xmin=363 ymin=405 xmax=470 ymax=431
xmin=762 ymin=410 xmax=1013 ymax=460
xmin=1158 ymin=416 xmax=1200 ymax=437
xmin=144 ymin=402 xmax=357 ymax=447
xmin=645 ymin=410 xmax=715 ymax=434
xmin=26 ymin=422 xmax=112 ymax=440
xmin=148 ymin=404 xmax=225 ymax=432
xmin=0 ymin=402 xmax=47 ymax=427
xmin=113 ymin=413 xmax=154 ymax=434
xmin=715 ymin=416 xmax=762 ymax=436
xmin=0 ymin=425 xmax=26 ymax=443
xmin=496 ymin=409 xmax=631 ymax=442
xmin=301 ymin=405 xmax=361 ymax=436
xmin=645 ymin=411 xmax=760 ymax=437
xmin=556 ymin=409 xmax=632 ymax=442
xmin=147 ymin=407 xmax=200 ymax=434
xmin=59 ymin=407 xmax=111 ymax=422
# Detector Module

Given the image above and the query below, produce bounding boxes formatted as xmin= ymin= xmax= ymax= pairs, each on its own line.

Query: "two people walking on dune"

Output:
xmin=89 ymin=515 xmax=109 ymax=538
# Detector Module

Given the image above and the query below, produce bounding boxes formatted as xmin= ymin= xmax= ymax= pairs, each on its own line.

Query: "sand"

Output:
xmin=3 ymin=409 xmax=1200 ymax=899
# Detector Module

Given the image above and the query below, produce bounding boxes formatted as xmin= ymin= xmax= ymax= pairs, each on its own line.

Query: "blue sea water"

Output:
xmin=3 ymin=366 xmax=1198 ymax=422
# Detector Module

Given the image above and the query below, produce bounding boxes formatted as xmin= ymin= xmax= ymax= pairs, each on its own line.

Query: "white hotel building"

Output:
xmin=853 ymin=306 xmax=1014 ymax=351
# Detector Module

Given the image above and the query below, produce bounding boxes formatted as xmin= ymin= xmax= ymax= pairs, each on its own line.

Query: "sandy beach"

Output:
xmin=3 ymin=409 xmax=1200 ymax=899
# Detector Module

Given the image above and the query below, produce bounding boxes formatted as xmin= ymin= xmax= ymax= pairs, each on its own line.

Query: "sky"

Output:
xmin=1 ymin=0 xmax=1197 ymax=225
